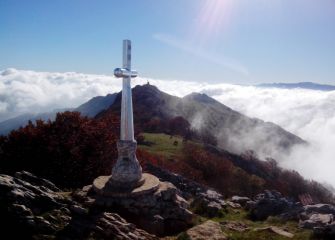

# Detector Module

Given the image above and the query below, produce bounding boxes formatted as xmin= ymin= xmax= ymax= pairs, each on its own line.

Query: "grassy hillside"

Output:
xmin=138 ymin=133 xmax=186 ymax=158
xmin=137 ymin=133 xmax=334 ymax=203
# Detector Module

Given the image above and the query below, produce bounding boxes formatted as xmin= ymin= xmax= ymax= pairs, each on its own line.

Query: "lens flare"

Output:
xmin=191 ymin=0 xmax=234 ymax=46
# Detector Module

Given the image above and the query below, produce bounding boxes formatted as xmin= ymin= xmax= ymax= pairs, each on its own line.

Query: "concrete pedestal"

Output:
xmin=92 ymin=173 xmax=160 ymax=197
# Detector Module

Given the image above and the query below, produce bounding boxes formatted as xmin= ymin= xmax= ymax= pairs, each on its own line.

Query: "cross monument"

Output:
xmin=111 ymin=40 xmax=143 ymax=188
xmin=92 ymin=40 xmax=159 ymax=197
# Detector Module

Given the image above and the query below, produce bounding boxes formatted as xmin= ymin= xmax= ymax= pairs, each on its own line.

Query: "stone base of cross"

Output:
xmin=110 ymin=140 xmax=143 ymax=189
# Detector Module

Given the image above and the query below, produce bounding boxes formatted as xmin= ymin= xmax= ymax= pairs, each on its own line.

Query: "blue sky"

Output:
xmin=1 ymin=0 xmax=334 ymax=84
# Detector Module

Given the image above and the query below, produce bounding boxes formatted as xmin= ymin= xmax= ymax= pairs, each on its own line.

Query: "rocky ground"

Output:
xmin=1 ymin=166 xmax=335 ymax=239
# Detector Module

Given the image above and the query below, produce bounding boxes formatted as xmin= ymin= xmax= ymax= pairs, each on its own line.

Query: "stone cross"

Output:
xmin=111 ymin=40 xmax=143 ymax=188
xmin=114 ymin=40 xmax=138 ymax=141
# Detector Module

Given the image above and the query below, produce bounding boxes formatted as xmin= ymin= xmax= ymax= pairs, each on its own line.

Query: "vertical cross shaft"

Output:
xmin=120 ymin=40 xmax=134 ymax=141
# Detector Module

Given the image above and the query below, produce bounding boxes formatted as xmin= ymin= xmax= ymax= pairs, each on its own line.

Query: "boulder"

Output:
xmin=231 ymin=196 xmax=251 ymax=206
xmin=303 ymin=204 xmax=335 ymax=215
xmin=191 ymin=189 xmax=226 ymax=218
xmin=248 ymin=190 xmax=301 ymax=221
xmin=181 ymin=220 xmax=227 ymax=240
xmin=299 ymin=204 xmax=335 ymax=238
xmin=299 ymin=214 xmax=333 ymax=229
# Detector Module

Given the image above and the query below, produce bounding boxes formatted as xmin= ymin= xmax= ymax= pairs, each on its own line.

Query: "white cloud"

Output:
xmin=199 ymin=85 xmax=335 ymax=185
xmin=1 ymin=68 xmax=334 ymax=187
xmin=0 ymin=68 xmax=119 ymax=121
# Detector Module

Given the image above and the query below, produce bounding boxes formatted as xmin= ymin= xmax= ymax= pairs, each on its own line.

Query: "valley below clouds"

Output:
xmin=1 ymin=68 xmax=335 ymax=188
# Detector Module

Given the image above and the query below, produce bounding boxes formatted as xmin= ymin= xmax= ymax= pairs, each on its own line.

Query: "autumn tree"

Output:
xmin=0 ymin=111 xmax=119 ymax=188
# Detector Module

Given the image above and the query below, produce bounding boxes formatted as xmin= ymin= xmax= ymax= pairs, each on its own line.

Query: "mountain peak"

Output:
xmin=183 ymin=92 xmax=218 ymax=104
xmin=133 ymin=83 xmax=161 ymax=94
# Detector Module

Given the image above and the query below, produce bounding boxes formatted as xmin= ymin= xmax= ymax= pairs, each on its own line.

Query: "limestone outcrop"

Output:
xmin=0 ymin=171 xmax=157 ymax=239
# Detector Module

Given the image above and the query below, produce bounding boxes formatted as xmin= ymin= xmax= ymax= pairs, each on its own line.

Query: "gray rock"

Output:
xmin=249 ymin=190 xmax=300 ymax=221
xmin=0 ymin=171 xmax=160 ymax=239
xmin=191 ymin=189 xmax=226 ymax=218
xmin=176 ymin=194 xmax=189 ymax=209
xmin=93 ymin=212 xmax=157 ymax=240
xmin=206 ymin=201 xmax=223 ymax=218
xmin=15 ymin=171 xmax=60 ymax=192
xmin=231 ymin=196 xmax=251 ymax=206
xmin=299 ymin=214 xmax=333 ymax=229
xmin=34 ymin=216 xmax=55 ymax=233
xmin=144 ymin=164 xmax=229 ymax=219
xmin=226 ymin=201 xmax=242 ymax=209
xmin=0 ymin=172 xmax=74 ymax=238
xmin=160 ymin=181 xmax=177 ymax=201
xmin=0 ymin=173 xmax=64 ymax=214
xmin=69 ymin=204 xmax=88 ymax=215
xmin=145 ymin=163 xmax=209 ymax=199
xmin=303 ymin=204 xmax=335 ymax=215
xmin=245 ymin=200 xmax=256 ymax=210
xmin=11 ymin=204 xmax=34 ymax=217
xmin=61 ymin=212 xmax=158 ymax=240
xmin=299 ymin=205 xmax=335 ymax=237
xmin=182 ymin=220 xmax=228 ymax=240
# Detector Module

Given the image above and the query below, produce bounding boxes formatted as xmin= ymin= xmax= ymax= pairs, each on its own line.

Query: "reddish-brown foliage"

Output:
xmin=0 ymin=111 xmax=119 ymax=188
xmin=138 ymin=143 xmax=334 ymax=203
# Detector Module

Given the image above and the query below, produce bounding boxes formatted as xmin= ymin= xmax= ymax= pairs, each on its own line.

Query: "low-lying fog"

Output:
xmin=1 ymin=68 xmax=334 ymax=188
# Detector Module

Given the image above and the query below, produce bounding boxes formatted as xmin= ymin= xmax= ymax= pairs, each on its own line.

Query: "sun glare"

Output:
xmin=192 ymin=0 xmax=234 ymax=45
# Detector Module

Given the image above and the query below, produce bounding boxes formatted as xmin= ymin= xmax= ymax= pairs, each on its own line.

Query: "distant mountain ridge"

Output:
xmin=0 ymin=110 xmax=70 ymax=135
xmin=257 ymin=82 xmax=335 ymax=91
xmin=0 ymin=93 xmax=117 ymax=135
xmin=75 ymin=93 xmax=117 ymax=117
xmin=97 ymin=84 xmax=306 ymax=159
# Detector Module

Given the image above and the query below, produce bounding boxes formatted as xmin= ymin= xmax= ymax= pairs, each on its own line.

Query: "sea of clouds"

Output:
xmin=1 ymin=68 xmax=335 ymax=187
